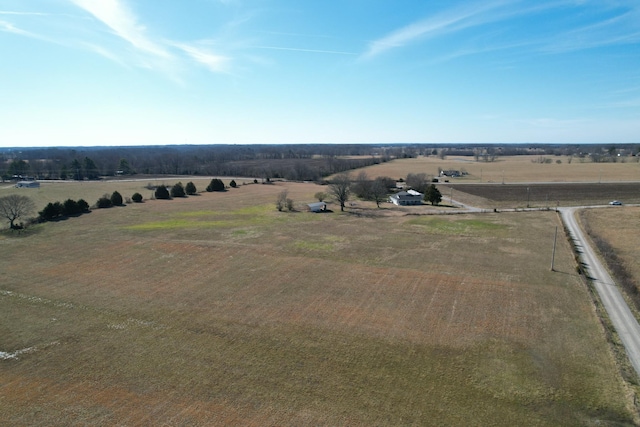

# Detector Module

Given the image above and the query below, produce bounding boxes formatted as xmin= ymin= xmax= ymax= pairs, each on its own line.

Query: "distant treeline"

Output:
xmin=1 ymin=143 xmax=638 ymax=181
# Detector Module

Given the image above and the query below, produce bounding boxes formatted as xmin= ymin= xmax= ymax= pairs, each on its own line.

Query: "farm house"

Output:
xmin=307 ymin=202 xmax=327 ymax=212
xmin=15 ymin=181 xmax=40 ymax=188
xmin=389 ymin=190 xmax=423 ymax=206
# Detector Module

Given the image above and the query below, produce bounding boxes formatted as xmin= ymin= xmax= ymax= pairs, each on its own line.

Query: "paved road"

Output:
xmin=559 ymin=207 xmax=640 ymax=376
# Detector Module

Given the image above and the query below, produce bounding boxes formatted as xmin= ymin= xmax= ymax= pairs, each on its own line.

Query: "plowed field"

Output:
xmin=0 ymin=182 xmax=635 ymax=425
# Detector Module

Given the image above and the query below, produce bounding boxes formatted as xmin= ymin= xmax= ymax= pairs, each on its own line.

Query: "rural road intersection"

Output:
xmin=559 ymin=207 xmax=640 ymax=376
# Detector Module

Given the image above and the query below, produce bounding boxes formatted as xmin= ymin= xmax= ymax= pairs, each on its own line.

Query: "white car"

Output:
xmin=609 ymin=200 xmax=623 ymax=206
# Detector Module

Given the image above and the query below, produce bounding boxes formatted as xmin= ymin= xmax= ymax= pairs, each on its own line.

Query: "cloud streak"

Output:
xmin=70 ymin=0 xmax=170 ymax=58
xmin=251 ymin=45 xmax=356 ymax=55
xmin=361 ymin=0 xmax=515 ymax=59
xmin=361 ymin=0 xmax=640 ymax=60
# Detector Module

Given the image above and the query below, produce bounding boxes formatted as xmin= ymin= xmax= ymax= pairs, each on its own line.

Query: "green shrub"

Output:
xmin=77 ymin=199 xmax=90 ymax=212
xmin=39 ymin=202 xmax=64 ymax=221
xmin=171 ymin=182 xmax=186 ymax=198
xmin=206 ymin=178 xmax=225 ymax=192
xmin=96 ymin=195 xmax=113 ymax=208
xmin=155 ymin=185 xmax=171 ymax=200
xmin=131 ymin=193 xmax=143 ymax=203
xmin=111 ymin=191 xmax=123 ymax=206
xmin=185 ymin=182 xmax=197 ymax=195
xmin=63 ymin=199 xmax=81 ymax=215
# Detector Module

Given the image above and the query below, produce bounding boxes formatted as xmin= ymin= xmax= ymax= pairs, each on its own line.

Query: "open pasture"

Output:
xmin=0 ymin=182 xmax=635 ymax=425
xmin=355 ymin=155 xmax=640 ymax=183
xmin=0 ymin=176 xmax=254 ymax=212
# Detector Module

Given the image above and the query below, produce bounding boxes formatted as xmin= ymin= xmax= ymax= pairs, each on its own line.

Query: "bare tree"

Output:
xmin=314 ymin=192 xmax=328 ymax=202
xmin=406 ymin=173 xmax=430 ymax=194
xmin=276 ymin=189 xmax=288 ymax=211
xmin=0 ymin=194 xmax=35 ymax=229
xmin=370 ymin=177 xmax=389 ymax=208
xmin=328 ymin=173 xmax=351 ymax=212
xmin=352 ymin=171 xmax=373 ymax=199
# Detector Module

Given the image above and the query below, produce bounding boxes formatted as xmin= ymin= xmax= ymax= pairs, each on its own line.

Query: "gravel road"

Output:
xmin=560 ymin=207 xmax=640 ymax=376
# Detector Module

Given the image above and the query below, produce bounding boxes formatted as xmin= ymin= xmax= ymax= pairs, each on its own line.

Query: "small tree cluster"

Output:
xmin=276 ymin=190 xmax=294 ymax=211
xmin=131 ymin=192 xmax=143 ymax=203
xmin=406 ymin=173 xmax=431 ymax=194
xmin=39 ymin=198 xmax=90 ymax=221
xmin=351 ymin=173 xmax=394 ymax=207
xmin=94 ymin=191 xmax=124 ymax=209
xmin=206 ymin=178 xmax=225 ymax=192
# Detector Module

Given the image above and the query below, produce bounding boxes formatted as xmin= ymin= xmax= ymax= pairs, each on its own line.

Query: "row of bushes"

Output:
xmin=153 ymin=179 xmax=237 ymax=200
xmin=39 ymin=198 xmax=90 ymax=221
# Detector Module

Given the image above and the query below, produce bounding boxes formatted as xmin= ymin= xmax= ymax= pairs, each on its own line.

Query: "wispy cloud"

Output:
xmin=171 ymin=42 xmax=231 ymax=73
xmin=0 ymin=19 xmax=32 ymax=36
xmin=361 ymin=0 xmax=515 ymax=59
xmin=70 ymin=0 xmax=170 ymax=58
xmin=362 ymin=0 xmax=640 ymax=60
xmin=251 ymin=45 xmax=356 ymax=55
xmin=542 ymin=9 xmax=640 ymax=53
xmin=0 ymin=11 xmax=48 ymax=16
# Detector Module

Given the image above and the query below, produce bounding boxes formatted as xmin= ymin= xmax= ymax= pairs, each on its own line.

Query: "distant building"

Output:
xmin=15 ymin=181 xmax=40 ymax=188
xmin=307 ymin=202 xmax=327 ymax=212
xmin=389 ymin=190 xmax=423 ymax=206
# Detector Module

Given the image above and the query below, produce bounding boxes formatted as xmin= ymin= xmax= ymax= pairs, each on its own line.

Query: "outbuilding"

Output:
xmin=307 ymin=202 xmax=327 ymax=212
xmin=15 ymin=181 xmax=40 ymax=188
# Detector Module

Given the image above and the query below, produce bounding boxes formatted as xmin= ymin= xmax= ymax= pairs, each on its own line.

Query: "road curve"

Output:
xmin=559 ymin=207 xmax=640 ymax=376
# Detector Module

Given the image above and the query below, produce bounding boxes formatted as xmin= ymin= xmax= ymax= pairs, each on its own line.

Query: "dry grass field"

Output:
xmin=580 ymin=207 xmax=640 ymax=303
xmin=0 ymin=180 xmax=636 ymax=425
xmin=355 ymin=155 xmax=640 ymax=183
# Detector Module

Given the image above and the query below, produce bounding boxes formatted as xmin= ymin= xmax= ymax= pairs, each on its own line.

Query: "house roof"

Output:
xmin=392 ymin=190 xmax=422 ymax=198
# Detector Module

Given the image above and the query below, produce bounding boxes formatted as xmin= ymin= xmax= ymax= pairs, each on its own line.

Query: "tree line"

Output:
xmin=3 ymin=143 xmax=639 ymax=182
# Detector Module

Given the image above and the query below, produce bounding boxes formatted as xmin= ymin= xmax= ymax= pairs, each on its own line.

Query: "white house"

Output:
xmin=15 ymin=181 xmax=40 ymax=188
xmin=389 ymin=190 xmax=423 ymax=206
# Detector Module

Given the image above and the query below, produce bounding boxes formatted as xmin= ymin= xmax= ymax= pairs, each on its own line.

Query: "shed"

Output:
xmin=15 ymin=181 xmax=40 ymax=188
xmin=307 ymin=202 xmax=327 ymax=212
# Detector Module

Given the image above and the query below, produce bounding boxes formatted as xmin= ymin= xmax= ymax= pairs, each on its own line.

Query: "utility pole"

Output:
xmin=551 ymin=226 xmax=558 ymax=271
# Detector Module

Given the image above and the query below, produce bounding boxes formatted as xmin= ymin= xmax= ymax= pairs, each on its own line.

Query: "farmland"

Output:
xmin=356 ymin=154 xmax=640 ymax=183
xmin=445 ymin=183 xmax=640 ymax=209
xmin=579 ymin=207 xmax=640 ymax=311
xmin=0 ymin=175 xmax=636 ymax=425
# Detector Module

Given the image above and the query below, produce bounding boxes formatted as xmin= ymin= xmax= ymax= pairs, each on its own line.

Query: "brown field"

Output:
xmin=353 ymin=155 xmax=640 ymax=183
xmin=579 ymin=207 xmax=640 ymax=303
xmin=445 ymin=183 xmax=640 ymax=209
xmin=0 ymin=181 xmax=635 ymax=425
xmin=0 ymin=177 xmax=249 ymax=210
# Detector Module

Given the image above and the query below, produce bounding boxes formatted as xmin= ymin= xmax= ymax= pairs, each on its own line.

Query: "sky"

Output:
xmin=1 ymin=0 xmax=639 ymax=147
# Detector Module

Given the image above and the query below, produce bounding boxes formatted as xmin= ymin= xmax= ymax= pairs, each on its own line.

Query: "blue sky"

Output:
xmin=1 ymin=0 xmax=639 ymax=147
